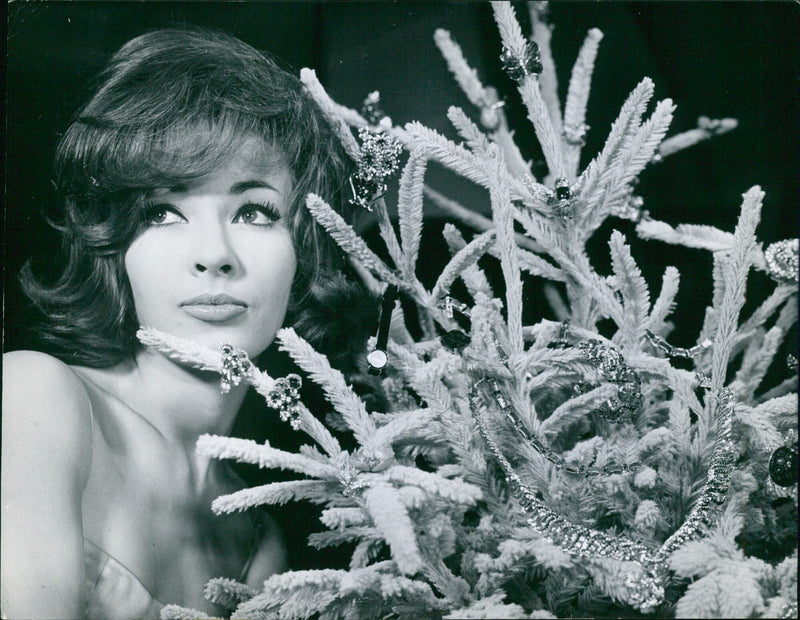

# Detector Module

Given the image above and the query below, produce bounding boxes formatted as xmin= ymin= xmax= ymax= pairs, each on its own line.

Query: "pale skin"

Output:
xmin=2 ymin=140 xmax=297 ymax=618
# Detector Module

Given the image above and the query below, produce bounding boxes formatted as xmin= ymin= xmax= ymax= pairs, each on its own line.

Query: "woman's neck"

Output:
xmin=109 ymin=347 xmax=247 ymax=450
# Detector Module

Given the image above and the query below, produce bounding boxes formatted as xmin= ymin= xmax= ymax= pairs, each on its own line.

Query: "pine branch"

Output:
xmin=528 ymin=1 xmax=562 ymax=137
xmin=364 ymin=481 xmax=424 ymax=575
xmin=211 ymin=480 xmax=332 ymax=514
xmin=710 ymin=187 xmax=764 ymax=395
xmin=430 ymin=229 xmax=496 ymax=303
xmin=278 ymin=328 xmax=378 ymax=446
xmin=647 ymin=266 xmax=680 ymax=335
xmin=196 ymin=435 xmax=335 ymax=479
xmin=491 ymin=1 xmax=563 ymax=178
xmin=397 ymin=151 xmax=427 ymax=278
xmin=609 ymin=231 xmax=651 ymax=351
xmin=562 ymin=28 xmax=604 ymax=180
xmin=306 ymin=193 xmax=404 ymax=289
xmin=442 ymin=223 xmax=495 ymax=299
xmin=434 ymin=28 xmax=493 ymax=108
xmin=300 ymin=68 xmax=362 ymax=159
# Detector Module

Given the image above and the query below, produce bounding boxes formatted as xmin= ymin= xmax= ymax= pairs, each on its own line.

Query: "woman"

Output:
xmin=2 ymin=27 xmax=361 ymax=619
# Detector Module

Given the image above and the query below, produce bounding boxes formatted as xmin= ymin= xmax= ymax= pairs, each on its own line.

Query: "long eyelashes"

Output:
xmin=140 ymin=202 xmax=281 ymax=228
xmin=233 ymin=201 xmax=281 ymax=227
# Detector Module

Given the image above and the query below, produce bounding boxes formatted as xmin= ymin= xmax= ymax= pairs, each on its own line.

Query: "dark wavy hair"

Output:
xmin=21 ymin=27 xmax=374 ymax=367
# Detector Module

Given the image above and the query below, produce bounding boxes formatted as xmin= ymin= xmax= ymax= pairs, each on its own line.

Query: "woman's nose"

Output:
xmin=191 ymin=223 xmax=239 ymax=277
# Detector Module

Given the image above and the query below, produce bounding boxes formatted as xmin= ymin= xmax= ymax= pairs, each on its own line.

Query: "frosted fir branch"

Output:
xmin=756 ymin=374 xmax=798 ymax=404
xmin=448 ymin=106 xmax=493 ymax=153
xmin=730 ymin=326 xmax=785 ymax=401
xmin=710 ymin=187 xmax=764 ymax=395
xmin=211 ymin=479 xmax=332 ymax=514
xmin=196 ymin=435 xmax=335 ymax=479
xmin=406 ymin=122 xmax=533 ymax=205
xmin=204 ymin=577 xmax=258 ymax=611
xmin=658 ymin=116 xmax=738 ymax=159
xmin=491 ymin=2 xmax=563 ymax=178
xmin=647 ymin=266 xmax=680 ymax=335
xmin=426 ymin=186 xmax=545 ymax=254
xmin=442 ymin=223 xmax=495 ymax=299
xmin=159 ymin=604 xmax=214 ymax=619
xmin=136 ymin=327 xmax=222 ymax=373
xmin=541 ymin=384 xmax=618 ymax=438
xmin=319 ymin=507 xmax=370 ymax=530
xmin=305 ymin=193 xmax=404 ymax=289
xmin=430 ymin=229 xmax=496 ymax=303
xmin=434 ymin=29 xmax=492 ymax=107
xmin=736 ymin=284 xmax=795 ymax=336
xmin=300 ymin=68 xmax=362 ymax=160
xmin=503 ymin=247 xmax=567 ymax=282
xmin=562 ymin=28 xmax=604 ymax=180
xmin=486 ymin=146 xmax=525 ymax=361
xmin=491 ymin=1 xmax=528 ymax=60
xmin=637 ymin=219 xmax=736 ymax=252
xmin=586 ymin=98 xmax=675 ymax=232
xmin=578 ymin=78 xmax=654 ymax=200
xmin=388 ymin=342 xmax=454 ymax=413
xmin=308 ymin=527 xmax=381 ymax=549
xmin=278 ymin=327 xmax=377 ymax=446
xmin=362 ymin=408 xmax=438 ymax=457
xmin=674 ymin=561 xmax=765 ymax=619
xmin=364 ymin=481 xmax=424 ymax=575
xmin=385 ymin=465 xmax=483 ymax=504
xmin=752 ymin=394 xmax=798 ymax=421
xmin=527 ymin=1 xmax=562 ymax=137
xmin=397 ymin=151 xmax=427 ymax=278
xmin=372 ymin=199 xmax=406 ymax=276
xmin=405 ymin=121 xmax=491 ymax=188
xmin=608 ymin=231 xmax=651 ymax=351
xmin=731 ymin=401 xmax=782 ymax=451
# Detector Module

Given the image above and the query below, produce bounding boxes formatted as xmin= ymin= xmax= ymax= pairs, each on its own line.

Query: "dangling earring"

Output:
xmin=367 ymin=284 xmax=399 ymax=375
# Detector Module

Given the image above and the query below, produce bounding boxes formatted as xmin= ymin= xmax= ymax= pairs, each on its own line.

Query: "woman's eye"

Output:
xmin=234 ymin=202 xmax=281 ymax=227
xmin=142 ymin=204 xmax=184 ymax=226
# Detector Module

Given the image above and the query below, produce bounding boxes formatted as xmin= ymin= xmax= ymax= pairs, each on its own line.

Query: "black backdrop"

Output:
xmin=3 ymin=0 xmax=798 ymax=572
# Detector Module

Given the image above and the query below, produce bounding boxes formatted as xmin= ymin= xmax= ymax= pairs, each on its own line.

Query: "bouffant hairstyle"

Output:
xmin=21 ymin=27 xmax=371 ymax=367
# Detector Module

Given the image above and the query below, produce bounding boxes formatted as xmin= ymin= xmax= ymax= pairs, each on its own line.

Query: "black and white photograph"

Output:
xmin=2 ymin=2 xmax=798 ymax=618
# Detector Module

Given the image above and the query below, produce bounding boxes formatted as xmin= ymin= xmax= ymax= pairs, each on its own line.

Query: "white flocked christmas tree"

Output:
xmin=147 ymin=3 xmax=798 ymax=618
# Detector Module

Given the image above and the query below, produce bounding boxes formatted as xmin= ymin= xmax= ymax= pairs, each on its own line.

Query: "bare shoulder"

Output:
xmin=2 ymin=350 xmax=93 ymax=475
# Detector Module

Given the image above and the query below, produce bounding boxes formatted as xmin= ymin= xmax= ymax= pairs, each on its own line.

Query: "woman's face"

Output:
xmin=124 ymin=140 xmax=296 ymax=358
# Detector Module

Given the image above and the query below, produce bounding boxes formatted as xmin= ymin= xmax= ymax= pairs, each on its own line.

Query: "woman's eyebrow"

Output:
xmin=229 ymin=180 xmax=279 ymax=194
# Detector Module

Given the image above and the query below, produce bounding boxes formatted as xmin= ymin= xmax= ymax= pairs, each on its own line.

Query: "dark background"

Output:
xmin=3 ymin=0 xmax=798 ymax=571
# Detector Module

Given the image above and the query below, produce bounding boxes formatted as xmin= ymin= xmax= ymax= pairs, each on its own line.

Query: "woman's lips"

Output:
xmin=180 ymin=294 xmax=247 ymax=322
xmin=181 ymin=303 xmax=247 ymax=321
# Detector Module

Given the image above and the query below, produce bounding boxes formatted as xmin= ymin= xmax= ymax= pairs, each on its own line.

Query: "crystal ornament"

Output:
xmin=769 ymin=442 xmax=798 ymax=487
xmin=499 ymin=39 xmax=543 ymax=82
xmin=349 ymin=127 xmax=403 ymax=211
xmin=219 ymin=344 xmax=253 ymax=394
xmin=764 ymin=238 xmax=798 ymax=284
xmin=266 ymin=374 xmax=303 ymax=429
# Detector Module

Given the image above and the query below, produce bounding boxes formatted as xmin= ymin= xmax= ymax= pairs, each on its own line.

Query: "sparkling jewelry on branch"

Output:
xmin=360 ymin=90 xmax=392 ymax=128
xmin=219 ymin=344 xmax=254 ymax=394
xmin=349 ymin=127 xmax=402 ymax=211
xmin=645 ymin=330 xmax=713 ymax=359
xmin=500 ymin=39 xmax=543 ymax=82
xmin=266 ymin=374 xmax=303 ymax=429
xmin=764 ymin=238 xmax=798 ymax=284
xmin=478 ymin=377 xmax=642 ymax=477
xmin=577 ymin=340 xmax=643 ymax=423
xmin=562 ymin=122 xmax=589 ymax=146
xmin=769 ymin=431 xmax=798 ymax=488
